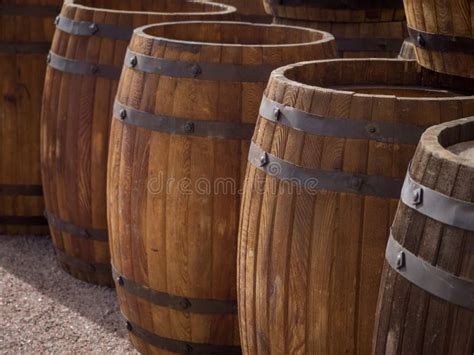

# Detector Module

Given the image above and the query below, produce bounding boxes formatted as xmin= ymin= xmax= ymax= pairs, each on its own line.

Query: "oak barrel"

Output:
xmin=40 ymin=0 xmax=235 ymax=286
xmin=373 ymin=117 xmax=474 ymax=354
xmin=237 ymin=59 xmax=474 ymax=355
xmin=212 ymin=0 xmax=271 ymax=22
xmin=263 ymin=0 xmax=407 ymax=57
xmin=0 ymin=1 xmax=60 ymax=235
xmin=404 ymin=0 xmax=474 ymax=78
xmin=107 ymin=21 xmax=336 ymax=354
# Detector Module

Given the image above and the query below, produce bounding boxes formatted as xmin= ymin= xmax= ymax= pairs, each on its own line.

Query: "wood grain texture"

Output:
xmin=107 ymin=21 xmax=336 ymax=354
xmin=0 ymin=0 xmax=60 ymax=235
xmin=40 ymin=0 xmax=235 ymax=286
xmin=211 ymin=0 xmax=272 ymax=22
xmin=404 ymin=0 xmax=474 ymax=78
xmin=373 ymin=117 xmax=474 ymax=355
xmin=237 ymin=59 xmax=474 ymax=355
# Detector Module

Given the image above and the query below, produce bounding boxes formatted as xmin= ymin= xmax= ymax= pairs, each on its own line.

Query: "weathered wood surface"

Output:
xmin=373 ymin=117 xmax=474 ymax=354
xmin=40 ymin=0 xmax=235 ymax=286
xmin=263 ymin=0 xmax=407 ymax=57
xmin=0 ymin=0 xmax=60 ymax=235
xmin=404 ymin=0 xmax=474 ymax=78
xmin=107 ymin=21 xmax=336 ymax=354
xmin=237 ymin=58 xmax=474 ymax=355
xmin=398 ymin=39 xmax=416 ymax=60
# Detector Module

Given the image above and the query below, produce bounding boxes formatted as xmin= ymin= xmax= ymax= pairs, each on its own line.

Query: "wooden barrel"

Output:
xmin=212 ymin=0 xmax=272 ymax=22
xmin=0 ymin=1 xmax=60 ymax=235
xmin=405 ymin=0 xmax=474 ymax=78
xmin=373 ymin=117 xmax=474 ymax=354
xmin=237 ymin=59 xmax=474 ymax=355
xmin=40 ymin=1 xmax=235 ymax=286
xmin=263 ymin=0 xmax=407 ymax=58
xmin=398 ymin=39 xmax=416 ymax=60
xmin=107 ymin=21 xmax=335 ymax=354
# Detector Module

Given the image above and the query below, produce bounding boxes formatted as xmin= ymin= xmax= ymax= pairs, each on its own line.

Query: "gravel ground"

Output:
xmin=0 ymin=235 xmax=138 ymax=354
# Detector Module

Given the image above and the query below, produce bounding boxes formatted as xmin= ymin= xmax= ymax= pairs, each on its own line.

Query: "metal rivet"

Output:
xmin=179 ymin=298 xmax=191 ymax=310
xmin=412 ymin=188 xmax=423 ymax=206
xmin=273 ymin=107 xmax=281 ymax=121
xmin=47 ymin=53 xmax=51 ymax=64
xmin=349 ymin=176 xmax=363 ymax=190
xmin=126 ymin=321 xmax=132 ymax=331
xmin=191 ymin=64 xmax=202 ymax=77
xmin=367 ymin=125 xmax=378 ymax=134
xmin=396 ymin=251 xmax=405 ymax=269
xmin=129 ymin=55 xmax=138 ymax=68
xmin=119 ymin=109 xmax=127 ymax=120
xmin=54 ymin=16 xmax=60 ymax=25
xmin=259 ymin=153 xmax=268 ymax=167
xmin=91 ymin=65 xmax=99 ymax=74
xmin=185 ymin=344 xmax=193 ymax=353
xmin=184 ymin=122 xmax=195 ymax=133
xmin=89 ymin=23 xmax=99 ymax=35
xmin=116 ymin=276 xmax=124 ymax=286
xmin=417 ymin=34 xmax=425 ymax=48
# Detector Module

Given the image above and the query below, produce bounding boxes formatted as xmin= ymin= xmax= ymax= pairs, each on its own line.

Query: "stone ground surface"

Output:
xmin=0 ymin=235 xmax=138 ymax=354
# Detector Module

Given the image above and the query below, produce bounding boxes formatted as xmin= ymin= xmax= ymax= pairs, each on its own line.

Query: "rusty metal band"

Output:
xmin=55 ymin=15 xmax=133 ymax=41
xmin=249 ymin=142 xmax=403 ymax=198
xmin=55 ymin=248 xmax=111 ymax=273
xmin=125 ymin=49 xmax=274 ymax=82
xmin=400 ymin=169 xmax=474 ymax=232
xmin=273 ymin=0 xmax=404 ymax=9
xmin=336 ymin=37 xmax=404 ymax=52
xmin=114 ymin=100 xmax=255 ymax=140
xmin=0 ymin=4 xmax=60 ymax=16
xmin=123 ymin=316 xmax=241 ymax=354
xmin=112 ymin=266 xmax=237 ymax=314
xmin=386 ymin=233 xmax=474 ymax=310
xmin=0 ymin=184 xmax=43 ymax=196
xmin=45 ymin=211 xmax=108 ymax=241
xmin=408 ymin=27 xmax=474 ymax=54
xmin=259 ymin=96 xmax=425 ymax=145
xmin=0 ymin=43 xmax=51 ymax=53
xmin=0 ymin=215 xmax=47 ymax=226
xmin=47 ymin=52 xmax=121 ymax=80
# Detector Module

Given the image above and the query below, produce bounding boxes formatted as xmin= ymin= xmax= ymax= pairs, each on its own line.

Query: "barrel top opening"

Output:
xmin=274 ymin=58 xmax=474 ymax=100
xmin=63 ymin=0 xmax=235 ymax=16
xmin=137 ymin=21 xmax=334 ymax=48
xmin=422 ymin=117 xmax=474 ymax=170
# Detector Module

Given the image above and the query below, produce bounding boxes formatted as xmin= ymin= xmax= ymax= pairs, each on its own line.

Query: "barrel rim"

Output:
xmin=419 ymin=116 xmax=474 ymax=170
xmin=62 ymin=0 xmax=236 ymax=17
xmin=270 ymin=58 xmax=474 ymax=101
xmin=134 ymin=20 xmax=335 ymax=49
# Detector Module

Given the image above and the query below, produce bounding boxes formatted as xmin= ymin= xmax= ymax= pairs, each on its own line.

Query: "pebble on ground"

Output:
xmin=0 ymin=235 xmax=137 ymax=354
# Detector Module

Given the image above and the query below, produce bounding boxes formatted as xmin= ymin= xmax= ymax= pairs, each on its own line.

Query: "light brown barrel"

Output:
xmin=107 ymin=21 xmax=336 ymax=354
xmin=0 ymin=1 xmax=61 ymax=235
xmin=263 ymin=0 xmax=407 ymax=57
xmin=404 ymin=0 xmax=474 ymax=78
xmin=40 ymin=0 xmax=235 ymax=286
xmin=373 ymin=117 xmax=474 ymax=354
xmin=237 ymin=59 xmax=474 ymax=355
xmin=212 ymin=0 xmax=272 ymax=22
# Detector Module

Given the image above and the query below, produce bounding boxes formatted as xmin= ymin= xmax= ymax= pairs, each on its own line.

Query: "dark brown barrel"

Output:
xmin=237 ymin=59 xmax=474 ymax=355
xmin=107 ymin=21 xmax=336 ymax=354
xmin=373 ymin=117 xmax=474 ymax=354
xmin=263 ymin=0 xmax=407 ymax=58
xmin=40 ymin=0 xmax=235 ymax=286
xmin=0 ymin=1 xmax=61 ymax=235
xmin=404 ymin=0 xmax=474 ymax=78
